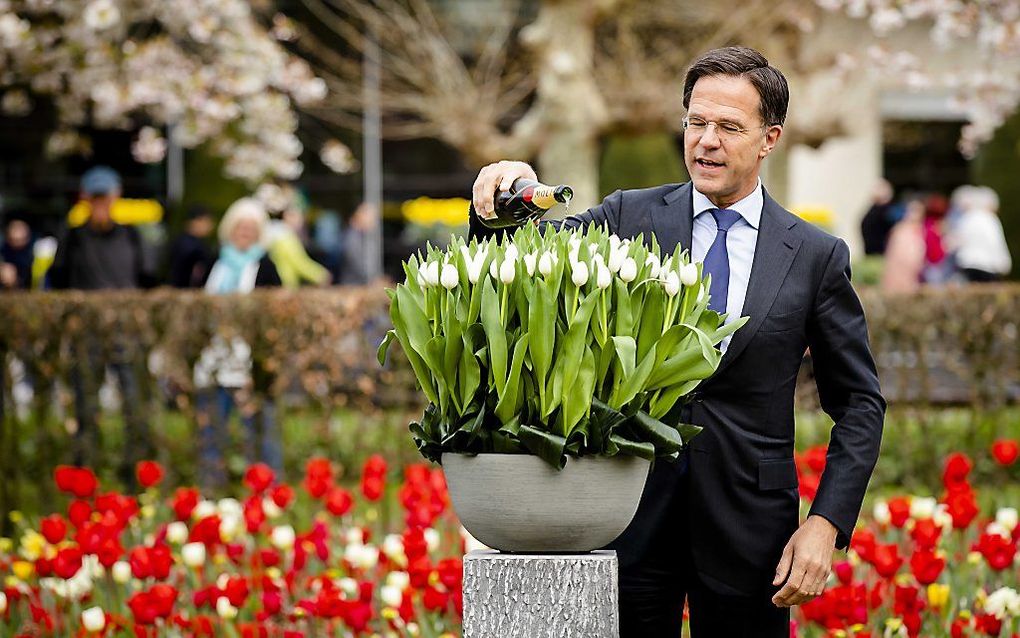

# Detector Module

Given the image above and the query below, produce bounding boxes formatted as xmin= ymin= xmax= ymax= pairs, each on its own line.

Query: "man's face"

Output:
xmin=85 ymin=191 xmax=119 ymax=227
xmin=683 ymin=74 xmax=782 ymax=208
xmin=5 ymin=220 xmax=29 ymax=249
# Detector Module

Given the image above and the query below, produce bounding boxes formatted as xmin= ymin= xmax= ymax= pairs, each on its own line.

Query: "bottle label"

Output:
xmin=531 ymin=186 xmax=558 ymax=210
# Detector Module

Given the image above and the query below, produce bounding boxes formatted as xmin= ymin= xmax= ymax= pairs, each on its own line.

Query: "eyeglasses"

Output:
xmin=682 ymin=116 xmax=766 ymax=139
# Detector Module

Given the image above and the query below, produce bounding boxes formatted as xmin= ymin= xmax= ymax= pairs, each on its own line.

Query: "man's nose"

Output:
xmin=699 ymin=124 xmax=723 ymax=148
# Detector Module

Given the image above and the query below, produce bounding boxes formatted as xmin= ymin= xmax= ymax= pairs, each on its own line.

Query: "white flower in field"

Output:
xmin=619 ymin=257 xmax=638 ymax=283
xmin=934 ymin=504 xmax=953 ymax=530
xmin=112 ymin=561 xmax=131 ymax=584
xmin=381 ymin=584 xmax=403 ymax=608
xmin=216 ymin=596 xmax=238 ymax=620
xmin=986 ymin=522 xmax=1012 ymax=540
xmin=83 ymin=0 xmax=120 ymax=30
xmin=193 ymin=500 xmax=217 ymax=520
xmin=0 ymin=592 xmax=6 ymax=615
xmin=382 ymin=534 xmax=406 ymax=564
xmin=984 ymin=587 xmax=1020 ymax=619
xmin=386 ymin=571 xmax=410 ymax=590
xmin=424 ymin=528 xmax=440 ymax=553
xmin=423 ymin=261 xmax=440 ymax=287
xmin=504 ymin=244 xmax=519 ymax=262
xmin=664 ymin=271 xmax=681 ymax=297
xmin=538 ymin=251 xmax=555 ymax=277
xmin=873 ymin=501 xmax=891 ymax=526
xmin=337 ymin=577 xmax=359 ymax=598
xmin=182 ymin=542 xmax=207 ymax=568
xmin=166 ymin=521 xmax=188 ymax=545
xmin=81 ymin=606 xmax=105 ymax=632
xmin=910 ymin=496 xmax=937 ymax=520
xmin=270 ymin=525 xmax=295 ymax=550
xmin=465 ymin=251 xmax=486 ymax=284
xmin=440 ymin=263 xmax=459 ymax=290
xmin=524 ymin=252 xmax=537 ymax=276
xmin=645 ymin=254 xmax=660 ymax=278
xmin=345 ymin=543 xmax=380 ymax=570
xmin=263 ymin=497 xmax=282 ymax=519
xmin=571 ymin=261 xmax=589 ymax=287
xmin=596 ymin=263 xmax=612 ymax=290
xmin=345 ymin=528 xmax=365 ymax=545
xmin=499 ymin=259 xmax=516 ymax=285
xmin=680 ymin=263 xmax=699 ymax=287
xmin=996 ymin=507 xmax=1018 ymax=532
xmin=569 ymin=246 xmax=581 ymax=266
xmin=608 ymin=245 xmax=626 ymax=273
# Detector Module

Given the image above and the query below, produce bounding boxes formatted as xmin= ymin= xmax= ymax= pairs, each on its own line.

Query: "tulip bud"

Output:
xmin=588 ymin=242 xmax=599 ymax=256
xmin=504 ymin=244 xmax=519 ymax=262
xmin=262 ymin=497 xmax=282 ymax=519
xmin=986 ymin=522 xmax=1012 ymax=540
xmin=467 ymin=252 xmax=485 ymax=284
xmin=664 ymin=271 xmax=681 ymax=297
xmin=425 ymin=261 xmax=440 ymax=287
xmin=608 ymin=246 xmax=625 ymax=273
xmin=524 ymin=253 xmax=537 ymax=276
xmin=499 ymin=259 xmax=516 ymax=285
xmin=645 ymin=254 xmax=660 ymax=279
xmin=680 ymin=263 xmax=699 ymax=287
xmin=459 ymin=245 xmax=472 ymax=267
xmin=166 ymin=521 xmax=188 ymax=545
xmin=910 ymin=496 xmax=937 ymax=520
xmin=538 ymin=252 xmax=554 ymax=277
xmin=425 ymin=528 xmax=440 ymax=553
xmin=568 ymin=247 xmax=580 ymax=266
xmin=440 ymin=263 xmax=459 ymax=290
xmin=661 ymin=256 xmax=673 ymax=274
xmin=338 ymin=577 xmax=359 ymax=597
xmin=596 ymin=264 xmax=612 ymax=290
xmin=609 ymin=234 xmax=621 ymax=251
xmin=619 ymin=257 xmax=637 ymax=283
xmin=182 ymin=542 xmax=206 ymax=568
xmin=489 ymin=258 xmax=500 ymax=281
xmin=873 ymin=501 xmax=891 ymax=526
xmin=381 ymin=584 xmax=403 ymax=608
xmin=193 ymin=500 xmax=217 ymax=520
xmin=270 ymin=525 xmax=295 ymax=551
xmin=112 ymin=561 xmax=131 ymax=584
xmin=568 ymin=236 xmax=581 ymax=250
xmin=996 ymin=507 xmax=1018 ymax=532
xmin=82 ymin=606 xmax=105 ymax=633
xmin=216 ymin=596 xmax=238 ymax=620
xmin=571 ymin=261 xmax=589 ymax=287
xmin=386 ymin=570 xmax=410 ymax=590
xmin=219 ymin=514 xmax=241 ymax=542
xmin=345 ymin=528 xmax=365 ymax=545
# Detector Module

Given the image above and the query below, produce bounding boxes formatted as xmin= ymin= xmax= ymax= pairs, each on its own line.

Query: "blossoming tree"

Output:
xmin=0 ymin=0 xmax=351 ymax=184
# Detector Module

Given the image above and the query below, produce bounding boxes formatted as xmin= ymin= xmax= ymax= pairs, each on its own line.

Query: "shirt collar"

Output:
xmin=692 ymin=178 xmax=763 ymax=230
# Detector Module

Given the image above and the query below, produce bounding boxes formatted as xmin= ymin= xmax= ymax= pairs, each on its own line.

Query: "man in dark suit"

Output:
xmin=469 ymin=46 xmax=885 ymax=637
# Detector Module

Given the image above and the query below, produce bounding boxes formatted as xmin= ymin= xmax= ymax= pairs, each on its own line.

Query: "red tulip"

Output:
xmin=973 ymin=532 xmax=1017 ymax=571
xmin=887 ymin=496 xmax=911 ymax=528
xmin=171 ymin=487 xmax=201 ymax=520
xmin=325 ymin=486 xmax=354 ymax=516
xmin=54 ymin=465 xmax=98 ymax=498
xmin=244 ymin=463 xmax=276 ymax=493
xmin=304 ymin=458 xmax=333 ymax=499
xmin=942 ymin=452 xmax=972 ymax=490
xmin=39 ymin=515 xmax=67 ymax=545
xmin=361 ymin=475 xmax=385 ymax=502
xmin=909 ymin=548 xmax=945 ymax=585
xmin=67 ymin=499 xmax=92 ymax=528
xmin=136 ymin=461 xmax=165 ymax=488
xmin=943 ymin=486 xmax=980 ymax=530
xmin=872 ymin=543 xmax=903 ymax=578
xmin=991 ymin=439 xmax=1019 ymax=466
xmin=271 ymin=484 xmax=294 ymax=509
xmin=52 ymin=545 xmax=83 ymax=579
xmin=909 ymin=518 xmax=942 ymax=550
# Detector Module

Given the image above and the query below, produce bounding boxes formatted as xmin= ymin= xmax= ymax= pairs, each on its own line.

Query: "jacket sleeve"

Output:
xmin=805 ymin=238 xmax=886 ymax=549
xmin=468 ymin=189 xmax=624 ymax=241
xmin=48 ymin=229 xmax=73 ymax=290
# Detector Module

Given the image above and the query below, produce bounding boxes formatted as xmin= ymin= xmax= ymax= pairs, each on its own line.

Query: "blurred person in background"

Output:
xmin=881 ymin=198 xmax=926 ymax=295
xmin=166 ymin=204 xmax=215 ymax=288
xmin=340 ymin=201 xmax=378 ymax=285
xmin=1 ymin=216 xmax=34 ymax=290
xmin=921 ymin=193 xmax=955 ymax=285
xmin=312 ymin=208 xmax=344 ymax=282
xmin=258 ymin=182 xmax=331 ymax=289
xmin=859 ymin=179 xmax=896 ymax=256
xmin=947 ymin=186 xmax=1012 ymax=282
xmin=49 ymin=166 xmax=154 ymax=485
xmin=194 ymin=197 xmax=282 ymax=490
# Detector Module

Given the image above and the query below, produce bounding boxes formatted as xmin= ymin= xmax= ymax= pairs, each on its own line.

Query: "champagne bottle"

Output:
xmin=473 ymin=178 xmax=573 ymax=229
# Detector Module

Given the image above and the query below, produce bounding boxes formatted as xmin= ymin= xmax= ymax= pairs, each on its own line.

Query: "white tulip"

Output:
xmin=608 ymin=246 xmax=626 ymax=273
xmin=337 ymin=577 xmax=359 ymax=597
xmin=216 ymin=596 xmax=238 ymax=620
xmin=588 ymin=242 xmax=599 ymax=256
xmin=383 ymin=534 xmax=404 ymax=558
xmin=619 ymin=257 xmax=638 ymax=283
xmin=910 ymin=496 xmax=937 ymax=520
xmin=696 ymin=285 xmax=706 ymax=304
xmin=609 ymin=235 xmax=621 ymax=251
xmin=440 ymin=263 xmax=459 ymax=289
xmin=386 ymin=570 xmax=410 ymax=590
xmin=345 ymin=528 xmax=365 ymax=545
xmin=538 ymin=252 xmax=555 ymax=277
xmin=466 ymin=250 xmax=486 ymax=284
xmin=424 ymin=261 xmax=440 ymax=287
xmin=82 ymin=606 xmax=106 ymax=632
xmin=499 ymin=259 xmax=516 ymax=284
xmin=263 ymin=497 xmax=282 ymax=519
xmin=489 ymin=258 xmax=500 ymax=281
xmin=568 ymin=236 xmax=581 ymax=250
xmin=416 ymin=271 xmax=426 ymax=287
xmin=193 ymin=500 xmax=217 ymax=520
xmin=270 ymin=525 xmax=295 ymax=550
xmin=645 ymin=254 xmax=660 ymax=279
xmin=568 ymin=246 xmax=580 ymax=266
xmin=596 ymin=263 xmax=612 ymax=289
xmin=996 ymin=507 xmax=1018 ymax=532
xmin=661 ymin=256 xmax=674 ymax=274
xmin=166 ymin=521 xmax=188 ymax=545
xmin=424 ymin=528 xmax=440 ymax=553
xmin=504 ymin=244 xmax=519 ymax=262
xmin=571 ymin=261 xmax=589 ymax=287
xmin=217 ymin=498 xmax=242 ymax=518
xmin=219 ymin=514 xmax=241 ymax=542
xmin=381 ymin=584 xmax=403 ymax=608
xmin=182 ymin=542 xmax=207 ymax=567
xmin=873 ymin=501 xmax=891 ymax=526
xmin=0 ymin=592 xmax=6 ymax=615
xmin=111 ymin=561 xmax=131 ymax=584
xmin=986 ymin=522 xmax=1012 ymax=540
xmin=680 ymin=263 xmax=699 ymax=287
xmin=934 ymin=504 xmax=953 ymax=530
xmin=664 ymin=271 xmax=681 ymax=297
xmin=524 ymin=253 xmax=537 ymax=276
xmin=984 ymin=587 xmax=1020 ymax=619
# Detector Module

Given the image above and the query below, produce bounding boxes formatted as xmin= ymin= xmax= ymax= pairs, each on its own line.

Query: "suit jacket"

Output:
xmin=471 ymin=181 xmax=886 ymax=595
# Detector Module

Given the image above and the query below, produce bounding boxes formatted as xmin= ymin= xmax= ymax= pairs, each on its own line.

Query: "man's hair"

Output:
xmin=682 ymin=46 xmax=789 ymax=127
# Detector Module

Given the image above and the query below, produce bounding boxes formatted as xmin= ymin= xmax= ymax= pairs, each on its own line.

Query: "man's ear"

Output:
xmin=760 ymin=125 xmax=783 ymax=159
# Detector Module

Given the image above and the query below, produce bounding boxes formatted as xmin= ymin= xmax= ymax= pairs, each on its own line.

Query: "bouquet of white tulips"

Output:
xmin=378 ymin=223 xmax=747 ymax=469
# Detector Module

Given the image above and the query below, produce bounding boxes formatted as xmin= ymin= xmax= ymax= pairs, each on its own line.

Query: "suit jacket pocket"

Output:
xmin=758 ymin=457 xmax=799 ymax=490
xmin=758 ymin=308 xmax=804 ymax=334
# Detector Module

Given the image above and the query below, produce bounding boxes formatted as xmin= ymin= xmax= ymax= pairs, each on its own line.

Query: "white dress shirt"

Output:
xmin=691 ymin=179 xmax=762 ymax=353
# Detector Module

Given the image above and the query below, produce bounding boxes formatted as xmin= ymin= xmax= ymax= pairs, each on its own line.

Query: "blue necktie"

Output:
xmin=702 ymin=208 xmax=742 ymax=314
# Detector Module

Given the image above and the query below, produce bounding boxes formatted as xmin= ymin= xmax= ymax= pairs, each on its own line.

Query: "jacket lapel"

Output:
xmin=649 ymin=183 xmax=693 ymax=255
xmin=710 ymin=189 xmax=802 ymax=378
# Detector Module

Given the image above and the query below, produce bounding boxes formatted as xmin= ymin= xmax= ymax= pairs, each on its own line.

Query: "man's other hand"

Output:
xmin=771 ymin=514 xmax=838 ymax=608
xmin=471 ymin=161 xmax=537 ymax=220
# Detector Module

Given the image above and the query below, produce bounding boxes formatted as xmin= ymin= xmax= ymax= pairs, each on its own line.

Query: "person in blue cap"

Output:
xmin=50 ymin=165 xmax=155 ymax=486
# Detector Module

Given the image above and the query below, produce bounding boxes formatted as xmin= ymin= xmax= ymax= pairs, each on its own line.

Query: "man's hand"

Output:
xmin=771 ymin=515 xmax=838 ymax=608
xmin=471 ymin=161 xmax=537 ymax=220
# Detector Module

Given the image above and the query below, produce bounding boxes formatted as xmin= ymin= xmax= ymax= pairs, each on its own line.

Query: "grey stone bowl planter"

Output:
xmin=442 ymin=453 xmax=651 ymax=552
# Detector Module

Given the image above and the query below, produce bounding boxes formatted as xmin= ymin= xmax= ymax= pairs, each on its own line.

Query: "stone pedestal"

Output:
xmin=462 ymin=550 xmax=619 ymax=638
